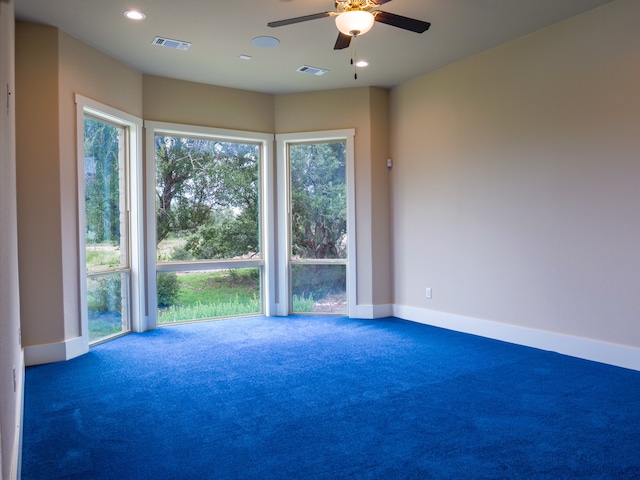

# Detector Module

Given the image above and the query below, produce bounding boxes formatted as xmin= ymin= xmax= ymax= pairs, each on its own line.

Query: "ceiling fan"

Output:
xmin=268 ymin=0 xmax=431 ymax=50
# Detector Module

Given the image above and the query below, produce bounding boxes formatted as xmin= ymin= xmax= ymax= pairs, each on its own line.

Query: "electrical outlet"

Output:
xmin=425 ymin=287 xmax=432 ymax=299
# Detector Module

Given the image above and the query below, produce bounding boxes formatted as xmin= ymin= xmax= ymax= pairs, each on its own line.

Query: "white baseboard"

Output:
xmin=24 ymin=336 xmax=87 ymax=366
xmin=392 ymin=304 xmax=640 ymax=372
xmin=351 ymin=303 xmax=394 ymax=319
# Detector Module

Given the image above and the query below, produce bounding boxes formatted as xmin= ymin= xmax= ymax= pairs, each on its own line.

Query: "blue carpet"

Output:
xmin=22 ymin=316 xmax=640 ymax=479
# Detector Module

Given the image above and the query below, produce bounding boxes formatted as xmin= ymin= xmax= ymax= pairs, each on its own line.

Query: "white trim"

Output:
xmin=262 ymin=138 xmax=277 ymax=316
xmin=145 ymin=120 xmax=274 ymax=144
xmin=144 ymin=123 xmax=159 ymax=329
xmin=275 ymin=129 xmax=356 ymax=316
xmin=353 ymin=303 xmax=394 ymax=319
xmin=393 ymin=304 xmax=640 ymax=372
xmin=24 ymin=336 xmax=87 ymax=366
xmin=156 ymin=259 xmax=264 ymax=272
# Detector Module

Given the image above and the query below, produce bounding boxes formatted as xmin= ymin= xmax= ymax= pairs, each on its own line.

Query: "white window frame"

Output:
xmin=75 ymin=95 xmax=145 ymax=349
xmin=144 ymin=121 xmax=276 ymax=327
xmin=275 ymin=129 xmax=357 ymax=317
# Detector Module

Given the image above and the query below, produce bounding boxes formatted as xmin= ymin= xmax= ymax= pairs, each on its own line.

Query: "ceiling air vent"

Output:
xmin=152 ymin=36 xmax=191 ymax=51
xmin=296 ymin=65 xmax=329 ymax=76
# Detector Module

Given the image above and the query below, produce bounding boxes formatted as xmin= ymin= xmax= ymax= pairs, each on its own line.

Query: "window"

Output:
xmin=145 ymin=122 xmax=275 ymax=325
xmin=76 ymin=95 xmax=144 ymax=346
xmin=276 ymin=130 xmax=356 ymax=316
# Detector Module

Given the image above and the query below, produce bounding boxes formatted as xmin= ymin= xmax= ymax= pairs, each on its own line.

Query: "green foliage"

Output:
xmin=292 ymin=294 xmax=315 ymax=313
xmin=87 ymin=275 xmax=122 ymax=313
xmin=291 ymin=264 xmax=346 ymax=300
xmin=88 ymin=313 xmax=123 ymax=343
xmin=173 ymin=269 xmax=258 ymax=305
xmin=157 ymin=269 xmax=260 ymax=323
xmin=84 ymin=118 xmax=122 ymax=245
xmin=168 ymin=244 xmax=194 ymax=261
xmin=155 ymin=136 xmax=260 ymax=259
xmin=85 ymin=248 xmax=120 ymax=270
xmin=183 ymin=208 xmax=259 ymax=259
xmin=289 ymin=142 xmax=347 ymax=259
xmin=158 ymin=295 xmax=260 ymax=324
xmin=157 ymin=272 xmax=180 ymax=307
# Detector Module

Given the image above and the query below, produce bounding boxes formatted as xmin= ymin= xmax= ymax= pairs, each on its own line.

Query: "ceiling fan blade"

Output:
xmin=373 ymin=11 xmax=431 ymax=34
xmin=373 ymin=0 xmax=394 ymax=4
xmin=334 ymin=32 xmax=352 ymax=50
xmin=268 ymin=12 xmax=332 ymax=28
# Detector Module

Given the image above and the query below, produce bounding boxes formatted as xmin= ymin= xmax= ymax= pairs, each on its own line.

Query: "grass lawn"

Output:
xmin=158 ymin=269 xmax=261 ymax=324
xmin=176 ymin=270 xmax=258 ymax=304
xmin=89 ymin=312 xmax=125 ymax=343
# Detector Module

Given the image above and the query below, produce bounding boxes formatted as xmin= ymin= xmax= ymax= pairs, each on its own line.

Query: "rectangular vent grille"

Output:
xmin=296 ymin=65 xmax=329 ymax=76
xmin=152 ymin=37 xmax=192 ymax=51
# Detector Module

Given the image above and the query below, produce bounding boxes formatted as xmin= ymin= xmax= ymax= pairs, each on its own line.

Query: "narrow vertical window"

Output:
xmin=289 ymin=141 xmax=348 ymax=314
xmin=77 ymin=95 xmax=143 ymax=346
xmin=83 ymin=117 xmax=131 ymax=343
xmin=276 ymin=130 xmax=356 ymax=316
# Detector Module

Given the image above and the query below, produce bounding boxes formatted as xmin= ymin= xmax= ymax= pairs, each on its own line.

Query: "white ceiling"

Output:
xmin=15 ymin=0 xmax=613 ymax=95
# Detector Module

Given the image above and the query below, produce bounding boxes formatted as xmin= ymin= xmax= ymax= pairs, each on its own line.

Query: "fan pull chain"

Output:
xmin=351 ymin=36 xmax=358 ymax=80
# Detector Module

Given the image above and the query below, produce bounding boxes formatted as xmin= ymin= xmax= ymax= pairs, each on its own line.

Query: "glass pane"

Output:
xmin=157 ymin=268 xmax=261 ymax=324
xmin=289 ymin=141 xmax=347 ymax=260
xmin=87 ymin=272 xmax=130 ymax=343
xmin=155 ymin=136 xmax=260 ymax=262
xmin=291 ymin=264 xmax=346 ymax=314
xmin=84 ymin=117 xmax=127 ymax=272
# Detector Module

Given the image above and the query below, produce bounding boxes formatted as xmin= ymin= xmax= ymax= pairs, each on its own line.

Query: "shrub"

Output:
xmin=157 ymin=272 xmax=180 ymax=307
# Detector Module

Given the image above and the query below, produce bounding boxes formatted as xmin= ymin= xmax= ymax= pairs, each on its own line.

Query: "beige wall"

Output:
xmin=16 ymin=23 xmax=65 ymax=346
xmin=143 ymin=75 xmax=274 ymax=133
xmin=16 ymin=22 xmax=143 ymax=348
xmin=1 ymin=2 xmax=22 ymax=478
xmin=390 ymin=0 xmax=640 ymax=347
xmin=369 ymin=88 xmax=392 ymax=304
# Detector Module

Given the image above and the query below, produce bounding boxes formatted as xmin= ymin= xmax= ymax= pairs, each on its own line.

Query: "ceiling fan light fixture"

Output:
xmin=335 ymin=10 xmax=375 ymax=37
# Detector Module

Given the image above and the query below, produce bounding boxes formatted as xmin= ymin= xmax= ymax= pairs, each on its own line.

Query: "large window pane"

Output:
xmin=291 ymin=264 xmax=346 ymax=314
xmin=157 ymin=268 xmax=261 ymax=324
xmin=288 ymin=140 xmax=348 ymax=315
xmin=83 ymin=115 xmax=131 ymax=345
xmin=155 ymin=135 xmax=260 ymax=262
xmin=289 ymin=141 xmax=347 ymax=260
xmin=84 ymin=118 xmax=128 ymax=271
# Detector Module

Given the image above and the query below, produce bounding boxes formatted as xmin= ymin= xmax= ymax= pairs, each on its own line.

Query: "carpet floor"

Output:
xmin=21 ymin=315 xmax=640 ymax=479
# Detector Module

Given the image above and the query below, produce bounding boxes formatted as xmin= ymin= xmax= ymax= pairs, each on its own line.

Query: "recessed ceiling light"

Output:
xmin=251 ymin=36 xmax=280 ymax=48
xmin=124 ymin=10 xmax=146 ymax=20
xmin=239 ymin=54 xmax=252 ymax=61
xmin=355 ymin=60 xmax=369 ymax=68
